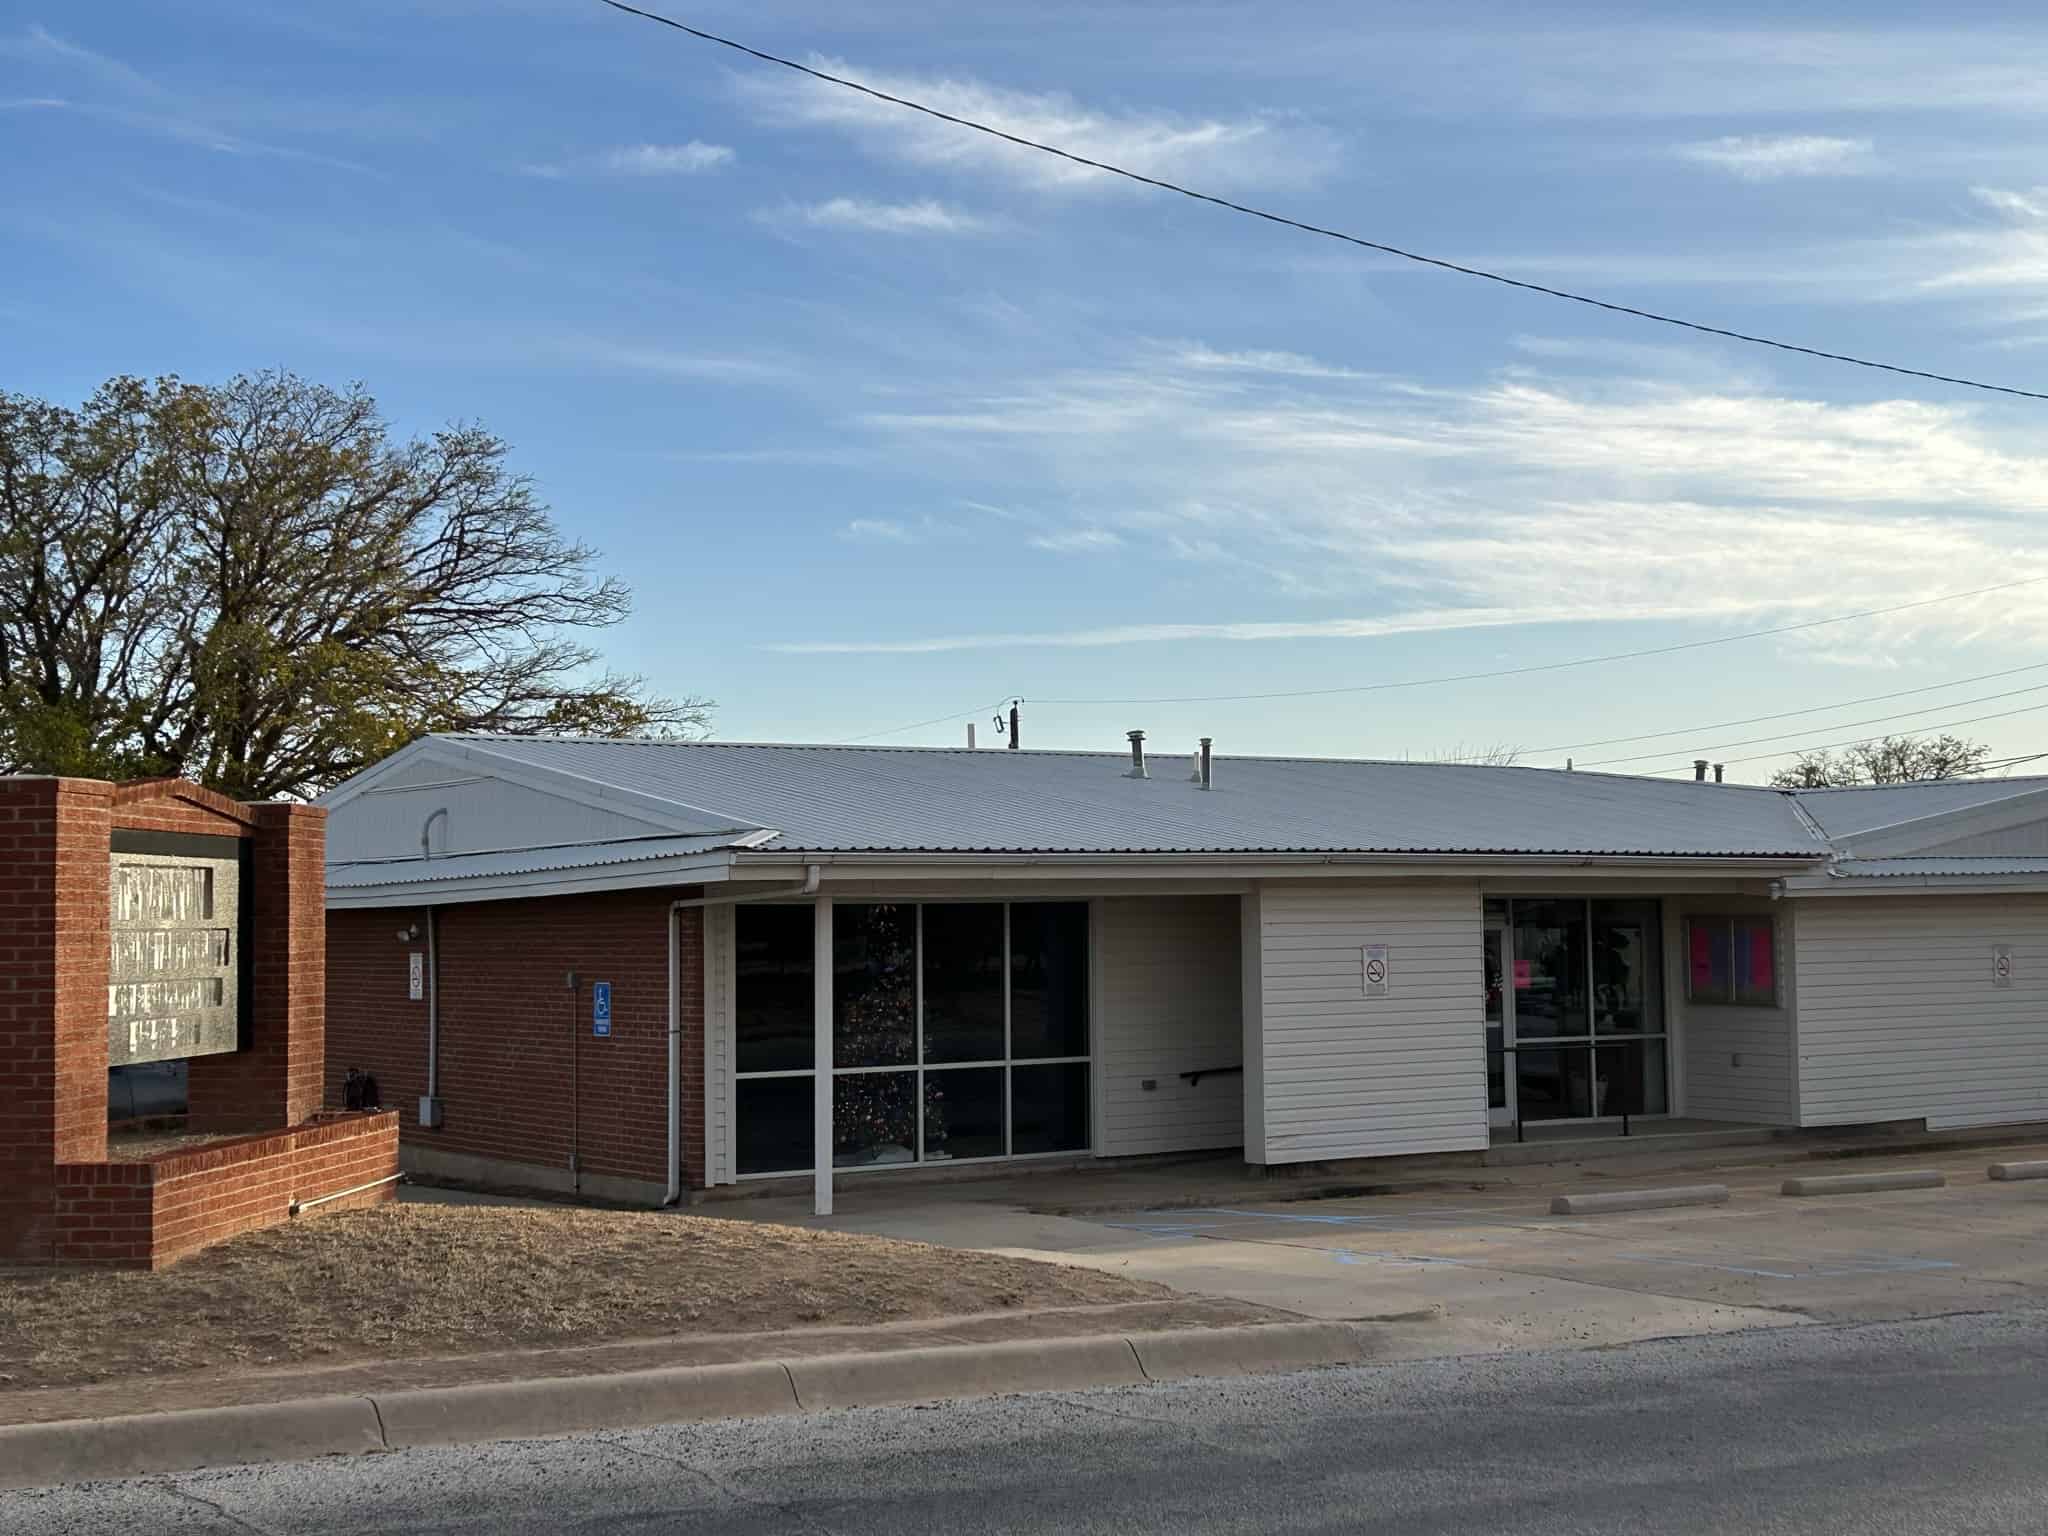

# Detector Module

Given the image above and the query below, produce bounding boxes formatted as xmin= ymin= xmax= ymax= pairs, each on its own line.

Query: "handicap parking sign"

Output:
xmin=592 ymin=980 xmax=612 ymax=1037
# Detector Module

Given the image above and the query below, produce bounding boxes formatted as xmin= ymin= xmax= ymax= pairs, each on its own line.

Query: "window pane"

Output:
xmin=834 ymin=904 xmax=916 ymax=1068
xmin=922 ymin=904 xmax=1006 ymax=1063
xmin=926 ymin=1067 xmax=1003 ymax=1161
xmin=1688 ymin=919 xmax=1733 ymax=1004
xmin=1591 ymin=900 xmax=1663 ymax=1035
xmin=1595 ymin=1038 xmax=1669 ymax=1117
xmin=1733 ymin=918 xmax=1777 ymax=1006
xmin=1013 ymin=1062 xmax=1089 ymax=1153
xmin=1512 ymin=899 xmax=1589 ymax=1039
xmin=1516 ymin=1044 xmax=1593 ymax=1121
xmin=1011 ymin=903 xmax=1090 ymax=1059
xmin=1484 ymin=928 xmax=1506 ymax=1111
xmin=834 ymin=1070 xmax=917 ymax=1167
xmin=736 ymin=905 xmax=813 ymax=1074
xmin=736 ymin=1076 xmax=814 ymax=1174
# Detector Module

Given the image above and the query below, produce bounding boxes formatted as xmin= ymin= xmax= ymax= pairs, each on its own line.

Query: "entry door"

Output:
xmin=1483 ymin=922 xmax=1514 ymax=1126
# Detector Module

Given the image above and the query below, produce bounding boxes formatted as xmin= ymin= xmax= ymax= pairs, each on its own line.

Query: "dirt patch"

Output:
xmin=0 ymin=1205 xmax=1173 ymax=1393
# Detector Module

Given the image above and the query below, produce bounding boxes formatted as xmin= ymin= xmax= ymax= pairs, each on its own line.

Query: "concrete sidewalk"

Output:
xmin=735 ymin=1138 xmax=2048 ymax=1356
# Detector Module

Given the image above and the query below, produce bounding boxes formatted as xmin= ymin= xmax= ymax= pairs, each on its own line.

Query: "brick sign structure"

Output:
xmin=0 ymin=775 xmax=398 ymax=1268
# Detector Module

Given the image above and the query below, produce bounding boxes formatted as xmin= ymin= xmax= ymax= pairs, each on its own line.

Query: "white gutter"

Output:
xmin=1774 ymin=873 xmax=2048 ymax=897
xmin=663 ymin=864 xmax=823 ymax=1206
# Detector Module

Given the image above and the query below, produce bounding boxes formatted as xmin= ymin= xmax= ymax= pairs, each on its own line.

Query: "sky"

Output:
xmin=7 ymin=1 xmax=2048 ymax=781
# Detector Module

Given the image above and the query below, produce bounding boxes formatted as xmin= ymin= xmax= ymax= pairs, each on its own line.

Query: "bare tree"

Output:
xmin=1423 ymin=742 xmax=1523 ymax=766
xmin=0 ymin=372 xmax=710 ymax=798
xmin=1767 ymin=733 xmax=1990 ymax=789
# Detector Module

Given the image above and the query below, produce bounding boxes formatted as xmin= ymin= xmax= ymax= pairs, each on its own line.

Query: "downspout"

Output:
xmin=664 ymin=863 xmax=822 ymax=1207
xmin=425 ymin=907 xmax=439 ymax=1102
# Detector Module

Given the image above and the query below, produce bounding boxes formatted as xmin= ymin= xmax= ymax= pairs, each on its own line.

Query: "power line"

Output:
xmin=1026 ymin=575 xmax=2048 ymax=707
xmin=1637 ymin=700 xmax=2048 ymax=777
xmin=1532 ymin=661 xmax=2048 ymax=756
xmin=595 ymin=0 xmax=2048 ymax=404
xmin=846 ymin=696 xmax=1015 ymax=743
xmin=1580 ymin=680 xmax=2048 ymax=768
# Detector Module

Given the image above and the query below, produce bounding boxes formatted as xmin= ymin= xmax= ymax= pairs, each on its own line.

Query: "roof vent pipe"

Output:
xmin=1713 ymin=763 xmax=1725 ymax=783
xmin=1126 ymin=730 xmax=1148 ymax=779
xmin=1693 ymin=759 xmax=1709 ymax=782
xmin=1198 ymin=737 xmax=1213 ymax=791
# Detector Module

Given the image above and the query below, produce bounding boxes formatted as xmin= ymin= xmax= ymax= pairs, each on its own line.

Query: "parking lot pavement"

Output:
xmin=798 ymin=1140 xmax=2048 ymax=1358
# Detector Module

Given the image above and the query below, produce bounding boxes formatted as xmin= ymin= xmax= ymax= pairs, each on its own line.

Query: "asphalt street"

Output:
xmin=8 ymin=1306 xmax=2047 ymax=1534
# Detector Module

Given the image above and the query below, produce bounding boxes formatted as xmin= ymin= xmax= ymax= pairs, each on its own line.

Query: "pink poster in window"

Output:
xmin=1745 ymin=922 xmax=1775 ymax=990
xmin=1513 ymin=959 xmax=1532 ymax=989
xmin=1689 ymin=925 xmax=1714 ymax=992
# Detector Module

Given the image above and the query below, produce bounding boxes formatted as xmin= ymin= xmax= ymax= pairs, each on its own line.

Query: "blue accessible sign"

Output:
xmin=592 ymin=980 xmax=612 ymax=1037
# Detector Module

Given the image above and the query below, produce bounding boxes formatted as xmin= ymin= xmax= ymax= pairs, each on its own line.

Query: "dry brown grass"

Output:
xmin=0 ymin=1204 xmax=1169 ymax=1391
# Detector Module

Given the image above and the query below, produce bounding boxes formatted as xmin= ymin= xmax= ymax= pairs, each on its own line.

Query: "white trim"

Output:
xmin=1778 ymin=874 xmax=2048 ymax=896
xmin=732 ymin=852 xmax=1823 ymax=883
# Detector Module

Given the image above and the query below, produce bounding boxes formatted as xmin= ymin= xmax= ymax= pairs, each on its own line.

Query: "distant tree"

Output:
xmin=1426 ymin=742 xmax=1522 ymax=766
xmin=1767 ymin=734 xmax=1990 ymax=789
xmin=0 ymin=372 xmax=710 ymax=799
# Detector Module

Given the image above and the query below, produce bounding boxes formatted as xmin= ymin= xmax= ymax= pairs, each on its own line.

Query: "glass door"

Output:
xmin=1483 ymin=922 xmax=1513 ymax=1126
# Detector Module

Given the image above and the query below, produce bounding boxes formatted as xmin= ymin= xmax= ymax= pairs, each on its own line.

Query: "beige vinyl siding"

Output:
xmin=1252 ymin=881 xmax=1488 ymax=1163
xmin=1793 ymin=895 xmax=2048 ymax=1130
xmin=1096 ymin=896 xmax=1243 ymax=1157
xmin=703 ymin=902 xmax=734 ymax=1185
xmin=1673 ymin=896 xmax=1799 ymax=1125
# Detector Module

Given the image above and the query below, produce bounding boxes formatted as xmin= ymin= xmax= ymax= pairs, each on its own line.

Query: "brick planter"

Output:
xmin=51 ymin=1111 xmax=400 ymax=1269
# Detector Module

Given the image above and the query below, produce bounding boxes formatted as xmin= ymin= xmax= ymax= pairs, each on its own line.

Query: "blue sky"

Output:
xmin=8 ymin=1 xmax=2048 ymax=778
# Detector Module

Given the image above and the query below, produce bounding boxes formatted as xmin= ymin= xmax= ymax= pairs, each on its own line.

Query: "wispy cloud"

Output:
xmin=556 ymin=338 xmax=785 ymax=381
xmin=839 ymin=515 xmax=963 ymax=544
xmin=1169 ymin=343 xmax=1368 ymax=380
xmin=738 ymin=56 xmax=1337 ymax=193
xmin=1030 ymin=528 xmax=1123 ymax=554
xmin=522 ymin=140 xmax=733 ymax=179
xmin=768 ymin=197 xmax=992 ymax=235
xmin=779 ymin=344 xmax=2048 ymax=655
xmin=1676 ymin=134 xmax=1875 ymax=180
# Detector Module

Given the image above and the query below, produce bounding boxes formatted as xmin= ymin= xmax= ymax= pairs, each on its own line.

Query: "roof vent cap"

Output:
xmin=1125 ymin=730 xmax=1148 ymax=779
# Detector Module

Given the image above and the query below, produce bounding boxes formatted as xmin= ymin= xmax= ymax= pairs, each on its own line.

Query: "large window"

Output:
xmin=1490 ymin=896 xmax=1669 ymax=1122
xmin=733 ymin=902 xmax=1091 ymax=1175
xmin=1686 ymin=915 xmax=1778 ymax=1008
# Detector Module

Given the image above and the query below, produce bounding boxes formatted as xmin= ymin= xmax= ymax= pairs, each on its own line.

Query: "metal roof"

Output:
xmin=431 ymin=736 xmax=1830 ymax=858
xmin=1791 ymin=777 xmax=2048 ymax=838
xmin=326 ymin=832 xmax=757 ymax=888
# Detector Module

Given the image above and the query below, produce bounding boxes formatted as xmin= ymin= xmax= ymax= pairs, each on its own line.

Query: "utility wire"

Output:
xmin=846 ymin=696 xmax=1015 ymax=743
xmin=1533 ymin=661 xmax=2048 ymax=755
xmin=595 ymin=0 xmax=2048 ymax=404
xmin=1027 ymin=575 xmax=2048 ymax=707
xmin=1638 ymin=699 xmax=2048 ymax=777
xmin=1581 ymin=680 xmax=2048 ymax=768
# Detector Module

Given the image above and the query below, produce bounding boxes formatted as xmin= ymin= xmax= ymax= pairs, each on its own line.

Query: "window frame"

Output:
xmin=1683 ymin=913 xmax=1781 ymax=1009
xmin=731 ymin=899 xmax=1092 ymax=1178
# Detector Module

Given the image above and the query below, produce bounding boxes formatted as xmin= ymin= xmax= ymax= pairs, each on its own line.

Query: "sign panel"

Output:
xmin=592 ymin=979 xmax=613 ymax=1037
xmin=408 ymin=950 xmax=426 ymax=1002
xmin=1362 ymin=944 xmax=1391 ymax=998
xmin=1993 ymin=945 xmax=2014 ymax=989
xmin=107 ymin=850 xmax=241 ymax=1065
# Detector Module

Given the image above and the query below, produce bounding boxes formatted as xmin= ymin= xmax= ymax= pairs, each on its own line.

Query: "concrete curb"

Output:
xmin=0 ymin=1395 xmax=385 ymax=1489
xmin=1781 ymin=1170 xmax=1946 ymax=1197
xmin=0 ymin=1322 xmax=1375 ymax=1490
xmin=1988 ymin=1160 xmax=2048 ymax=1181
xmin=1550 ymin=1184 xmax=1729 ymax=1216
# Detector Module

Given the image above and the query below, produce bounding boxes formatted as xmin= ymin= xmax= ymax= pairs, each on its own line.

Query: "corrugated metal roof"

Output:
xmin=1792 ymin=777 xmax=2048 ymax=838
xmin=326 ymin=832 xmax=753 ymax=888
xmin=1829 ymin=857 xmax=2048 ymax=879
xmin=433 ymin=736 xmax=1829 ymax=858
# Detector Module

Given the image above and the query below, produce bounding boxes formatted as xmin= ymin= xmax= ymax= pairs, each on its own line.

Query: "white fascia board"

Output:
xmin=1836 ymin=784 xmax=2048 ymax=858
xmin=414 ymin=738 xmax=760 ymax=838
xmin=324 ymin=852 xmax=738 ymax=908
xmin=731 ymin=851 xmax=1826 ymax=884
xmin=1776 ymin=873 xmax=2048 ymax=897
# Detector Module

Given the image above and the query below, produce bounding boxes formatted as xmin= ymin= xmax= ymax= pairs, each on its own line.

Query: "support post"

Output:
xmin=813 ymin=894 xmax=833 ymax=1217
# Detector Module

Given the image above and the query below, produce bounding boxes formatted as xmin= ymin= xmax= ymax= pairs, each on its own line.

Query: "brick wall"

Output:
xmin=52 ymin=1111 xmax=399 ymax=1268
xmin=326 ymin=890 xmax=705 ymax=1193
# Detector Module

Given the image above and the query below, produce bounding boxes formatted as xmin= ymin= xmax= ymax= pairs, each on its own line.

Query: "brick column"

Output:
xmin=0 ymin=777 xmax=114 ymax=1262
xmin=187 ymin=802 xmax=329 ymax=1131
